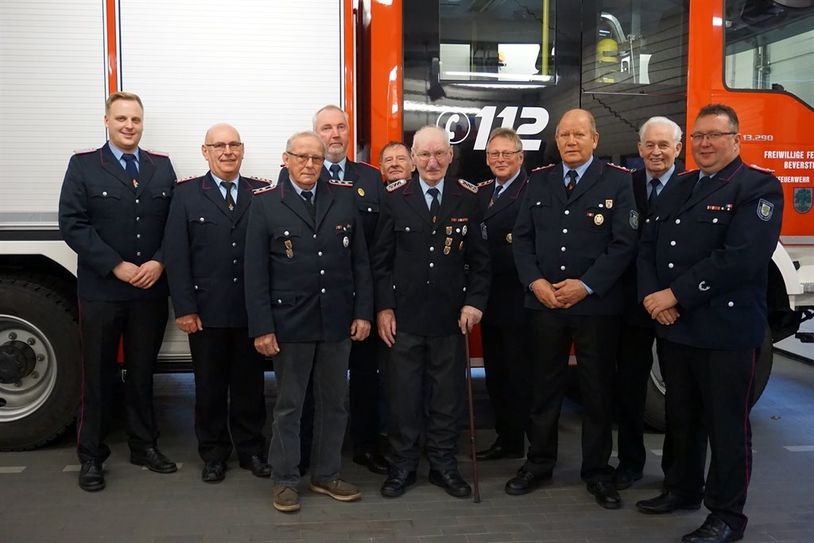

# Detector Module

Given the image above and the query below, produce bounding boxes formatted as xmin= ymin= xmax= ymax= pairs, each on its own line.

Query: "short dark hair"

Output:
xmin=379 ymin=140 xmax=409 ymax=163
xmin=696 ymin=103 xmax=739 ymax=132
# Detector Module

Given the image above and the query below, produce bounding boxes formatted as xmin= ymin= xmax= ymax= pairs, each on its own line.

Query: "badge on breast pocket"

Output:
xmin=593 ymin=213 xmax=605 ymax=226
xmin=284 ymin=240 xmax=294 ymax=259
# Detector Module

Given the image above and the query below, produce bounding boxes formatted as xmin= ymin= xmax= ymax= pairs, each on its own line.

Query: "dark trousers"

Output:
xmin=76 ymin=297 xmax=168 ymax=463
xmin=661 ymin=340 xmax=755 ymax=535
xmin=614 ymin=322 xmax=656 ymax=473
xmin=525 ymin=311 xmax=618 ymax=482
xmin=348 ymin=335 xmax=383 ymax=454
xmin=481 ymin=321 xmax=532 ymax=451
xmin=270 ymin=340 xmax=351 ymax=486
xmin=188 ymin=327 xmax=266 ymax=463
xmin=386 ymin=331 xmax=465 ymax=472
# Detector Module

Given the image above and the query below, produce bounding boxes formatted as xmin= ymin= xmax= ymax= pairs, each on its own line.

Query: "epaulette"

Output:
xmin=606 ymin=162 xmax=630 ymax=172
xmin=252 ymin=184 xmax=276 ymax=195
xmin=477 ymin=179 xmax=495 ymax=188
xmin=144 ymin=149 xmax=169 ymax=157
xmin=458 ymin=178 xmax=478 ymax=194
xmin=531 ymin=164 xmax=556 ymax=172
xmin=73 ymin=148 xmax=96 ymax=155
xmin=748 ymin=163 xmax=774 ymax=174
xmin=328 ymin=179 xmax=354 ymax=187
xmin=246 ymin=176 xmax=273 ymax=185
xmin=385 ymin=179 xmax=408 ymax=192
xmin=677 ymin=168 xmax=699 ymax=176
xmin=175 ymin=176 xmax=196 ymax=184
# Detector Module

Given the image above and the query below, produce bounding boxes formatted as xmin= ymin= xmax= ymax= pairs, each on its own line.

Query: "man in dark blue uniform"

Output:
xmin=473 ymin=127 xmax=532 ymax=461
xmin=379 ymin=141 xmax=415 ymax=183
xmin=245 ymin=131 xmax=373 ymax=513
xmin=164 ymin=123 xmax=269 ymax=484
xmin=636 ymin=104 xmax=783 ymax=543
xmin=59 ymin=91 xmax=177 ymax=492
xmin=509 ymin=108 xmax=638 ymax=509
xmin=614 ymin=116 xmax=686 ymax=490
xmin=372 ymin=126 xmax=491 ymax=499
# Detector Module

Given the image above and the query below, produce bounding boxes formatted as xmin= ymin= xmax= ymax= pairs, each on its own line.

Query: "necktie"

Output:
xmin=329 ymin=163 xmax=342 ymax=180
xmin=222 ymin=181 xmax=236 ymax=211
xmin=122 ymin=153 xmax=139 ymax=188
xmin=692 ymin=175 xmax=710 ymax=195
xmin=302 ymin=190 xmax=316 ymax=221
xmin=489 ymin=184 xmax=504 ymax=207
xmin=427 ymin=187 xmax=441 ymax=223
xmin=565 ymin=170 xmax=578 ymax=198
xmin=648 ymin=178 xmax=661 ymax=208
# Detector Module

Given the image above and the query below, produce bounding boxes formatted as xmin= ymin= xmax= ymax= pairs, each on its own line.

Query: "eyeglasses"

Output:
xmin=286 ymin=151 xmax=325 ymax=164
xmin=486 ymin=150 xmax=522 ymax=159
xmin=690 ymin=132 xmax=736 ymax=142
xmin=414 ymin=150 xmax=450 ymax=161
xmin=205 ymin=141 xmax=243 ymax=152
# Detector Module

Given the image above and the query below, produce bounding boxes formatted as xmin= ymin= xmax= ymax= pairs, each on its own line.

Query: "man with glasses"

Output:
xmin=380 ymin=141 xmax=415 ymax=182
xmin=636 ymin=104 xmax=783 ymax=543
xmin=59 ymin=91 xmax=177 ymax=492
xmin=510 ymin=109 xmax=637 ymax=509
xmin=164 ymin=123 xmax=269 ymax=484
xmin=372 ymin=126 xmax=490 ymax=499
xmin=474 ymin=128 xmax=532 ymax=462
xmin=245 ymin=131 xmax=373 ymax=513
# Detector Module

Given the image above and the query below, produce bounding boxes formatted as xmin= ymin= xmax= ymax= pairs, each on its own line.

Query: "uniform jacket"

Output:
xmin=244 ymin=176 xmax=373 ymax=342
xmin=278 ymin=159 xmax=384 ymax=248
xmin=476 ymin=169 xmax=530 ymax=326
xmin=512 ymin=158 xmax=638 ymax=315
xmin=164 ymin=173 xmax=268 ymax=328
xmin=371 ymin=176 xmax=491 ymax=337
xmin=58 ymin=143 xmax=176 ymax=301
xmin=621 ymin=167 xmax=680 ymax=327
xmin=637 ymin=156 xmax=783 ymax=350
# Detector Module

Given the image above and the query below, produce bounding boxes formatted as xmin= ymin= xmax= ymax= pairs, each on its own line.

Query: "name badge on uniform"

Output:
xmin=284 ymin=239 xmax=294 ymax=259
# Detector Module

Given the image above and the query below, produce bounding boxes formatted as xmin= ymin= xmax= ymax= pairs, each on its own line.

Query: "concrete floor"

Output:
xmin=2 ymin=353 xmax=813 ymax=543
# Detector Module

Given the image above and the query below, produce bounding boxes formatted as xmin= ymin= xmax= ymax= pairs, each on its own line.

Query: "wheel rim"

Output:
xmin=0 ymin=315 xmax=58 ymax=422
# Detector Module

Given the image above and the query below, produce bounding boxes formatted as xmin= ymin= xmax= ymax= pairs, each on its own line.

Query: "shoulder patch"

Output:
xmin=531 ymin=164 xmax=556 ymax=172
xmin=175 ymin=176 xmax=196 ymax=184
xmin=385 ymin=179 xmax=408 ymax=192
xmin=246 ymin=176 xmax=273 ymax=185
xmin=748 ymin=163 xmax=774 ymax=174
xmin=73 ymin=148 xmax=96 ymax=155
xmin=477 ymin=179 xmax=495 ymax=188
xmin=328 ymin=179 xmax=354 ymax=187
xmin=606 ymin=162 xmax=630 ymax=172
xmin=458 ymin=178 xmax=478 ymax=194
xmin=678 ymin=168 xmax=700 ymax=177
xmin=252 ymin=184 xmax=276 ymax=196
xmin=144 ymin=149 xmax=169 ymax=157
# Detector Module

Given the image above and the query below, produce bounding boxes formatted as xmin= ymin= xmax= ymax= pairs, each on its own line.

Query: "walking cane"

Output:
xmin=464 ymin=330 xmax=481 ymax=503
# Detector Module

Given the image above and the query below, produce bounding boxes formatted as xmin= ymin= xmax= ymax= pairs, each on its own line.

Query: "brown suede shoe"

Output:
xmin=309 ymin=479 xmax=361 ymax=502
xmin=272 ymin=485 xmax=300 ymax=512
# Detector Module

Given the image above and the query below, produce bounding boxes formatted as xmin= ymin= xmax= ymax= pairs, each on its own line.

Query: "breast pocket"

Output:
xmin=394 ymin=220 xmax=423 ymax=252
xmin=356 ymin=198 xmax=380 ymax=215
xmin=148 ymin=187 xmax=171 ymax=217
xmin=272 ymin=226 xmax=301 ymax=258
xmin=189 ymin=215 xmax=219 ymax=246
xmin=584 ymin=207 xmax=611 ymax=230
xmin=335 ymin=223 xmax=354 ymax=251
xmin=88 ymin=187 xmax=122 ymax=219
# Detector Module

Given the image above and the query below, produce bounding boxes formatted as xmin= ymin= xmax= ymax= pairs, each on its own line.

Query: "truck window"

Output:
xmin=439 ymin=0 xmax=556 ymax=84
xmin=583 ymin=0 xmax=688 ymax=91
xmin=724 ymin=1 xmax=814 ymax=108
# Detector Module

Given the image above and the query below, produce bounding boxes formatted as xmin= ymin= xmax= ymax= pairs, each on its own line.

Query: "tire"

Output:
xmin=0 ymin=276 xmax=81 ymax=451
xmin=642 ymin=326 xmax=773 ymax=433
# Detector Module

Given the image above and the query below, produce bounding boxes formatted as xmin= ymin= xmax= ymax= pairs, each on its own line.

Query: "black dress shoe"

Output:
xmin=78 ymin=461 xmax=105 ymax=492
xmin=201 ymin=461 xmax=226 ymax=483
xmin=682 ymin=517 xmax=742 ymax=543
xmin=428 ymin=469 xmax=472 ymax=499
xmin=353 ymin=451 xmax=389 ymax=474
xmin=239 ymin=455 xmax=271 ymax=478
xmin=504 ymin=468 xmax=551 ymax=495
xmin=380 ymin=469 xmax=417 ymax=498
xmin=587 ymin=480 xmax=622 ymax=509
xmin=130 ymin=447 xmax=177 ymax=474
xmin=613 ymin=467 xmax=643 ymax=490
xmin=475 ymin=443 xmax=524 ymax=461
xmin=636 ymin=491 xmax=702 ymax=514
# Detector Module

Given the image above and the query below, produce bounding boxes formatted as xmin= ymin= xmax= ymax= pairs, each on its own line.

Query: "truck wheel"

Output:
xmin=642 ymin=327 xmax=774 ymax=433
xmin=0 ymin=277 xmax=80 ymax=451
